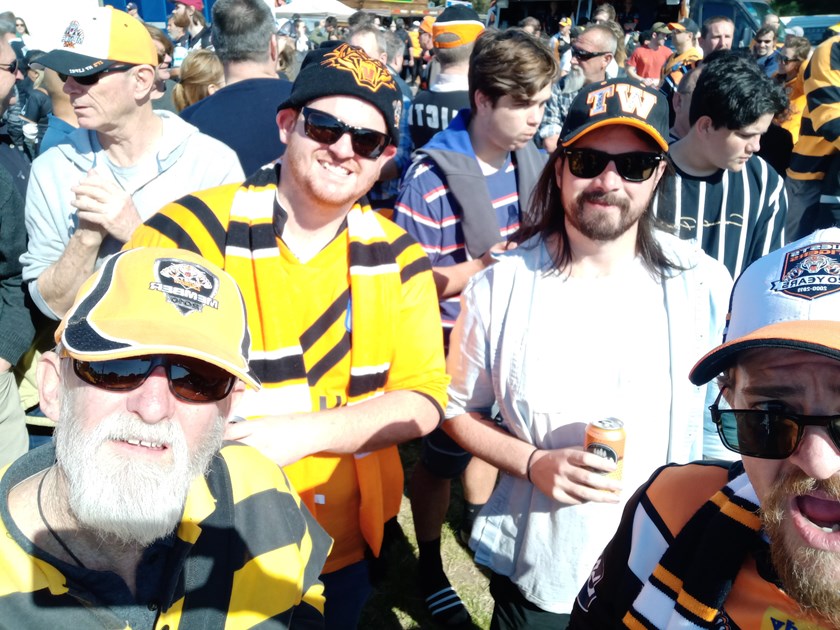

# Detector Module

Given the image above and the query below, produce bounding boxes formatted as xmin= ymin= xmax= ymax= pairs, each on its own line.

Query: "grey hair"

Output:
xmin=211 ymin=0 xmax=275 ymax=64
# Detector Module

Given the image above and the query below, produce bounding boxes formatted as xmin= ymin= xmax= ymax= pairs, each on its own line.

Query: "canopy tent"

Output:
xmin=275 ymin=0 xmax=355 ymax=18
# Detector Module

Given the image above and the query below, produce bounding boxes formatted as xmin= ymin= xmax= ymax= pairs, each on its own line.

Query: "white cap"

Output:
xmin=690 ymin=228 xmax=840 ymax=384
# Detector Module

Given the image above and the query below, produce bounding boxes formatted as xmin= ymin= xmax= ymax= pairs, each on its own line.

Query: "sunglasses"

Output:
xmin=711 ymin=390 xmax=840 ymax=459
xmin=564 ymin=148 xmax=664 ymax=182
xmin=779 ymin=55 xmax=798 ymax=64
xmin=302 ymin=107 xmax=390 ymax=159
xmin=0 ymin=59 xmax=18 ymax=75
xmin=73 ymin=355 xmax=236 ymax=403
xmin=58 ymin=64 xmax=135 ymax=86
xmin=571 ymin=46 xmax=610 ymax=61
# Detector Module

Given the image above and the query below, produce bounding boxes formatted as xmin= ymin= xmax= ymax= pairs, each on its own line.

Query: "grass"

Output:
xmin=359 ymin=440 xmax=494 ymax=629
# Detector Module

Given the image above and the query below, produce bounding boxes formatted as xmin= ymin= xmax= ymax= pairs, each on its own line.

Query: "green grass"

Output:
xmin=359 ymin=440 xmax=494 ymax=629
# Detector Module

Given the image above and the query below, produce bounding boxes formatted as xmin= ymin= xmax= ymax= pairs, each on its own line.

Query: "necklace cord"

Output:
xmin=37 ymin=469 xmax=87 ymax=569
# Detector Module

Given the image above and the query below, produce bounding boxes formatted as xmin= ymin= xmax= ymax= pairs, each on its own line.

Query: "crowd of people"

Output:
xmin=0 ymin=1 xmax=839 ymax=630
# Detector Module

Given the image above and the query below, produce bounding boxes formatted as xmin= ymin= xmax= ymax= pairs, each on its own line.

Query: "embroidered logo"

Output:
xmin=770 ymin=241 xmax=840 ymax=300
xmin=61 ymin=20 xmax=84 ymax=49
xmin=150 ymin=258 xmax=219 ymax=315
xmin=321 ymin=43 xmax=396 ymax=93
xmin=586 ymin=83 xmax=657 ymax=119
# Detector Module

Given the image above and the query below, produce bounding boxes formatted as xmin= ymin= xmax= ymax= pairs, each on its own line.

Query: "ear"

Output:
xmin=269 ymin=32 xmax=279 ymax=63
xmin=672 ymin=90 xmax=683 ymax=112
xmin=276 ymin=107 xmax=299 ymax=143
xmin=377 ymin=143 xmax=398 ymax=164
xmin=554 ymin=153 xmax=565 ymax=187
xmin=649 ymin=158 xmax=668 ymax=189
xmin=207 ymin=83 xmax=220 ymax=96
xmin=133 ymin=65 xmax=157 ymax=99
xmin=474 ymin=89 xmax=493 ymax=113
xmin=220 ymin=381 xmax=247 ymax=420
xmin=695 ymin=115 xmax=714 ymax=134
xmin=37 ymin=351 xmax=63 ymax=423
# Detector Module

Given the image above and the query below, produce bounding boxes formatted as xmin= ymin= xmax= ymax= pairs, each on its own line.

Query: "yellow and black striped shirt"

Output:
xmin=126 ymin=166 xmax=449 ymax=572
xmin=788 ymin=35 xmax=840 ymax=181
xmin=0 ymin=443 xmax=331 ymax=629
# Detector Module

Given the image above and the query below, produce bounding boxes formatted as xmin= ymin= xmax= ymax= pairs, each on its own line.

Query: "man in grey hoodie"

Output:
xmin=20 ymin=6 xmax=242 ymax=322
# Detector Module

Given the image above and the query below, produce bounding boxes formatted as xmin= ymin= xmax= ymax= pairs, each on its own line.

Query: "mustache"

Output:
xmin=579 ymin=191 xmax=630 ymax=211
xmin=770 ymin=472 xmax=840 ymax=500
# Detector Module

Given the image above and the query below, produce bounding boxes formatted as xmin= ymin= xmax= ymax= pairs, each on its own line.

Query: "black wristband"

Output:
xmin=526 ymin=447 xmax=540 ymax=483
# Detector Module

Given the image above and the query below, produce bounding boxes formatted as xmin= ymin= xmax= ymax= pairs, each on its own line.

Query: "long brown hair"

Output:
xmin=513 ymin=143 xmax=681 ymax=276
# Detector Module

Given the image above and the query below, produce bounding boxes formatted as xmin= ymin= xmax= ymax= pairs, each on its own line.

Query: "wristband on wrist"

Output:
xmin=526 ymin=447 xmax=540 ymax=483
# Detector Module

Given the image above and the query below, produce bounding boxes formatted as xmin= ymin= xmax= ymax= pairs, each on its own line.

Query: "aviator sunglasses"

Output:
xmin=564 ymin=147 xmax=664 ymax=182
xmin=302 ymin=107 xmax=391 ymax=159
xmin=73 ymin=355 xmax=236 ymax=403
xmin=58 ymin=64 xmax=135 ymax=86
xmin=710 ymin=389 xmax=840 ymax=459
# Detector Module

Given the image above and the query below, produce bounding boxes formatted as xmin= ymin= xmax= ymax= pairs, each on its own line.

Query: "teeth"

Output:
xmin=321 ymin=161 xmax=349 ymax=176
xmin=815 ymin=523 xmax=840 ymax=533
xmin=123 ymin=438 xmax=163 ymax=449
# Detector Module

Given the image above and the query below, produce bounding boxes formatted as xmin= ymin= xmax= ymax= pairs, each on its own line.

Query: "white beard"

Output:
xmin=563 ymin=65 xmax=586 ymax=93
xmin=53 ymin=387 xmax=224 ymax=547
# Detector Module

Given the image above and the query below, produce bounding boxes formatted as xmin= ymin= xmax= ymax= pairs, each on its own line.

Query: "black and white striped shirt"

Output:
xmin=653 ymin=155 xmax=787 ymax=278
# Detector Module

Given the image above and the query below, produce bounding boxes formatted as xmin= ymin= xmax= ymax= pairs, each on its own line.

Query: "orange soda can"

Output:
xmin=584 ymin=418 xmax=625 ymax=481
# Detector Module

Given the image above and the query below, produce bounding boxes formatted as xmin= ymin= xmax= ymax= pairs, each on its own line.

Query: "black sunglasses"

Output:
xmin=563 ymin=148 xmax=664 ymax=182
xmin=73 ymin=355 xmax=236 ymax=403
xmin=779 ymin=55 xmax=798 ymax=64
xmin=58 ymin=64 xmax=135 ymax=86
xmin=710 ymin=389 xmax=840 ymax=459
xmin=301 ymin=107 xmax=390 ymax=159
xmin=0 ymin=59 xmax=18 ymax=75
xmin=571 ymin=46 xmax=610 ymax=61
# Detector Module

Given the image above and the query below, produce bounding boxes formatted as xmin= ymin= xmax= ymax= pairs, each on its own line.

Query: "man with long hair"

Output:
xmin=442 ymin=78 xmax=732 ymax=628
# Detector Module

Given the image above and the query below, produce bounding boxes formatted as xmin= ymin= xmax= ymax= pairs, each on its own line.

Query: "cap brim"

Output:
xmin=561 ymin=117 xmax=669 ymax=152
xmin=689 ymin=320 xmax=840 ymax=385
xmin=39 ymin=49 xmax=117 ymax=76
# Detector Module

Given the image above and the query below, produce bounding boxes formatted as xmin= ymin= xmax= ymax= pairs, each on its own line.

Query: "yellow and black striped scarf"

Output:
xmin=624 ymin=472 xmax=763 ymax=629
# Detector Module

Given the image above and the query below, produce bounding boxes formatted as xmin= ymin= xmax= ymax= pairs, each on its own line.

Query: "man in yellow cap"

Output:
xmin=0 ymin=247 xmax=330 ymax=627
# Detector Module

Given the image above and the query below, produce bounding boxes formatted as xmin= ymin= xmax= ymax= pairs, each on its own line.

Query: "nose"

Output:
xmin=593 ymin=159 xmax=623 ymax=189
xmin=747 ymin=136 xmax=761 ymax=154
xmin=788 ymin=427 xmax=840 ymax=481
xmin=125 ymin=366 xmax=177 ymax=424
xmin=527 ymin=103 xmax=544 ymax=126
xmin=329 ymin=130 xmax=357 ymax=159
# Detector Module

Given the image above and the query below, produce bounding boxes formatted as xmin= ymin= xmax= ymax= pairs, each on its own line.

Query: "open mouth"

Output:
xmin=796 ymin=494 xmax=840 ymax=534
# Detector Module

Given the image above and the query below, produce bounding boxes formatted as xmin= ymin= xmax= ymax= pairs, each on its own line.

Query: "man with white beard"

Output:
xmin=538 ymin=24 xmax=617 ymax=153
xmin=0 ymin=247 xmax=331 ymax=629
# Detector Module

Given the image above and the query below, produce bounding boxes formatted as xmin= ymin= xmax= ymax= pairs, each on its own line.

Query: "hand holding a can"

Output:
xmin=527 ymin=447 xmax=622 ymax=505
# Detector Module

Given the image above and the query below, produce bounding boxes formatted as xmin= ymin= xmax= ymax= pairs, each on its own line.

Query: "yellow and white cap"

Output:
xmin=57 ymin=248 xmax=260 ymax=391
xmin=39 ymin=6 xmax=157 ymax=77
xmin=691 ymin=228 xmax=840 ymax=385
